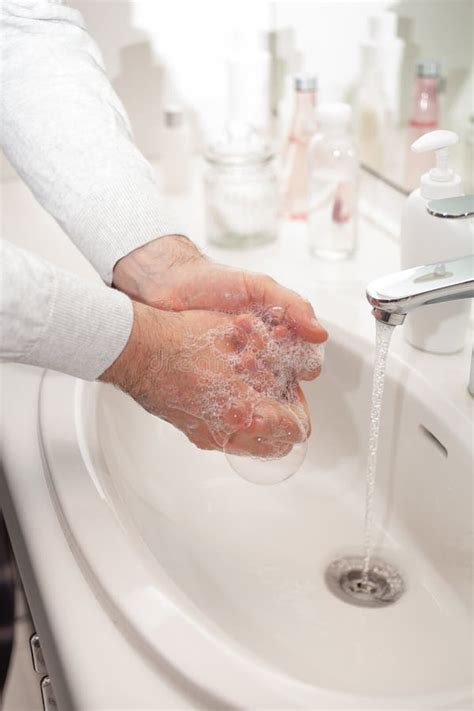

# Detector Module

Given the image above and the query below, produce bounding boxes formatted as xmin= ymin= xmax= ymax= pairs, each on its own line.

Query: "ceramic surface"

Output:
xmin=38 ymin=319 xmax=473 ymax=710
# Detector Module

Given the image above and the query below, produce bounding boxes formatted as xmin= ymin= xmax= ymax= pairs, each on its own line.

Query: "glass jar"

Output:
xmin=204 ymin=124 xmax=278 ymax=248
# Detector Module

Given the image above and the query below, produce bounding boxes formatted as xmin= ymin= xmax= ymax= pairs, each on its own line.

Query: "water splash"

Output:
xmin=362 ymin=320 xmax=394 ymax=581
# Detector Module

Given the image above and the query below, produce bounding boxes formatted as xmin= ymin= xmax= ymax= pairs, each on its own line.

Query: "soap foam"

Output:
xmin=163 ymin=304 xmax=324 ymax=456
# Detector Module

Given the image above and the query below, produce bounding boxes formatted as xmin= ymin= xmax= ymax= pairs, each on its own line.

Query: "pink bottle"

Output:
xmin=405 ymin=60 xmax=440 ymax=190
xmin=279 ymin=74 xmax=318 ymax=220
xmin=409 ymin=60 xmax=440 ymax=128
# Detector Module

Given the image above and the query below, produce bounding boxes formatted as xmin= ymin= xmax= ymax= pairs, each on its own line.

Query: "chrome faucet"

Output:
xmin=366 ymin=253 xmax=474 ymax=326
xmin=366 ymin=195 xmax=474 ymax=394
xmin=367 ymin=195 xmax=474 ymax=325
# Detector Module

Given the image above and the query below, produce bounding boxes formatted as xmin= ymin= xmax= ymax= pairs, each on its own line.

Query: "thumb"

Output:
xmin=244 ymin=272 xmax=328 ymax=344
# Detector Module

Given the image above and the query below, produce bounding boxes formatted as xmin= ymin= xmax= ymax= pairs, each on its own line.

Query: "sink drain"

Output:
xmin=325 ymin=556 xmax=405 ymax=608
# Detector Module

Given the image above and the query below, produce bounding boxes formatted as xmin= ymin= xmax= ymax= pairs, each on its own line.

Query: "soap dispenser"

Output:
xmin=400 ymin=129 xmax=473 ymax=354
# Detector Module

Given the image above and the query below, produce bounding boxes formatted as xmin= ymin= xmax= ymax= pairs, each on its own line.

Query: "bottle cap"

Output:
xmin=316 ymin=102 xmax=352 ymax=128
xmin=206 ymin=122 xmax=273 ymax=166
xmin=416 ymin=60 xmax=440 ymax=78
xmin=411 ymin=129 xmax=462 ymax=199
xmin=163 ymin=105 xmax=185 ymax=128
xmin=294 ymin=73 xmax=318 ymax=92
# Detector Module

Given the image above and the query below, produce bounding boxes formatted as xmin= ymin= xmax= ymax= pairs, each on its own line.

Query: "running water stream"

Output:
xmin=362 ymin=320 xmax=395 ymax=582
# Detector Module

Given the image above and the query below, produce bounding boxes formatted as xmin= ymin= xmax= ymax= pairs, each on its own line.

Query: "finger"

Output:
xmin=166 ymin=410 xmax=222 ymax=451
xmin=290 ymin=384 xmax=311 ymax=438
xmin=298 ymin=352 xmax=323 ymax=381
xmin=267 ymin=322 xmax=324 ymax=381
xmin=300 ymin=365 xmax=322 ymax=381
xmin=172 ymin=264 xmax=328 ymax=346
xmin=235 ymin=355 xmax=280 ymax=395
xmin=232 ymin=315 xmax=281 ymax=389
xmin=225 ymin=431 xmax=293 ymax=458
xmin=262 ymin=305 xmax=286 ymax=326
xmin=223 ymin=397 xmax=254 ymax=429
xmin=178 ymin=394 xmax=307 ymax=458
xmin=222 ymin=395 xmax=305 ymax=458
xmin=271 ymin=323 xmax=290 ymax=339
xmin=247 ymin=399 xmax=306 ymax=444
xmin=244 ymin=272 xmax=328 ymax=344
xmin=233 ymin=313 xmax=267 ymax=350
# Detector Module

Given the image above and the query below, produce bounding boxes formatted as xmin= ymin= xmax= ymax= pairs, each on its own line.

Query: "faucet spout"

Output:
xmin=366 ymin=255 xmax=474 ymax=326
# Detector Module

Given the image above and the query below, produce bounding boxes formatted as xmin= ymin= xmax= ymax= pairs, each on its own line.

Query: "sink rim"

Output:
xmin=38 ymin=319 xmax=472 ymax=709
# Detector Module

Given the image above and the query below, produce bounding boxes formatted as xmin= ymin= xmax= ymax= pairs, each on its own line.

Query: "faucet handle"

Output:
xmin=427 ymin=195 xmax=474 ymax=218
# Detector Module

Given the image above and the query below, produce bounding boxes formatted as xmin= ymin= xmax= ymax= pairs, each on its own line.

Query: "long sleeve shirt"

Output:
xmin=0 ymin=0 xmax=185 ymax=379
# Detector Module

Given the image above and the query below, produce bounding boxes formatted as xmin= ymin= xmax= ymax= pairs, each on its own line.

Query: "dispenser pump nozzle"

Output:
xmin=411 ymin=129 xmax=462 ymax=199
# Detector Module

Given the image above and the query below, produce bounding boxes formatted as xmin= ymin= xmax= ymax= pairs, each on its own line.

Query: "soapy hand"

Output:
xmin=111 ymin=235 xmax=327 ymax=455
xmin=112 ymin=235 xmax=328 ymax=373
xmin=100 ymin=302 xmax=313 ymax=457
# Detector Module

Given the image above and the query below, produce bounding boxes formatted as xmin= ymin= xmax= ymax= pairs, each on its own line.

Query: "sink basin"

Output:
xmin=39 ymin=319 xmax=472 ymax=709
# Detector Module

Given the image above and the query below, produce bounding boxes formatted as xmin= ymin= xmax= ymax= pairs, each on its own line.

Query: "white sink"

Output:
xmin=39 ymin=318 xmax=472 ymax=710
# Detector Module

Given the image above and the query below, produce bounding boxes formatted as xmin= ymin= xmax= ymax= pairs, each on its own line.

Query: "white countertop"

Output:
xmin=1 ymin=166 xmax=472 ymax=709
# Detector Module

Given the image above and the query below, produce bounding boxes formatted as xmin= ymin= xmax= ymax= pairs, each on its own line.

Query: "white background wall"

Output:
xmin=273 ymin=0 xmax=472 ymax=126
xmin=2 ymin=0 xmax=472 ymax=183
xmin=76 ymin=0 xmax=472 ymax=147
xmin=75 ymin=0 xmax=272 ymax=154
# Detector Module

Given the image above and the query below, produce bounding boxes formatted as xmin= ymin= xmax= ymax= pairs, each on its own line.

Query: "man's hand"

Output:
xmin=110 ymin=235 xmax=327 ymax=455
xmin=112 ymin=235 xmax=328 ymax=355
xmin=100 ymin=301 xmax=311 ymax=457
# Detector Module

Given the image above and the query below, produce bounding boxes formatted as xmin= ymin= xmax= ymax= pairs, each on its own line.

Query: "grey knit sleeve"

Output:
xmin=0 ymin=0 xmax=187 ymax=285
xmin=0 ymin=240 xmax=133 ymax=380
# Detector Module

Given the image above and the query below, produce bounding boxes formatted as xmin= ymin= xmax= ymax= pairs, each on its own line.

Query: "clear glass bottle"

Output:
xmin=279 ymin=74 xmax=318 ymax=220
xmin=204 ymin=123 xmax=277 ymax=248
xmin=409 ymin=60 xmax=440 ymax=128
xmin=308 ymin=103 xmax=358 ymax=260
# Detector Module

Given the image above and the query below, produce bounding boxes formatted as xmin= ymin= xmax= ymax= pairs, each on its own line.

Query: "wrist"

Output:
xmin=112 ymin=234 xmax=204 ymax=302
xmin=99 ymin=300 xmax=143 ymax=388
xmin=99 ymin=300 xmax=172 ymax=391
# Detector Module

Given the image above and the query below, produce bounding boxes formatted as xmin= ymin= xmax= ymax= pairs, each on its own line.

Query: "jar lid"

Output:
xmin=294 ymin=73 xmax=318 ymax=92
xmin=206 ymin=123 xmax=274 ymax=165
xmin=163 ymin=104 xmax=185 ymax=128
xmin=416 ymin=60 xmax=440 ymax=77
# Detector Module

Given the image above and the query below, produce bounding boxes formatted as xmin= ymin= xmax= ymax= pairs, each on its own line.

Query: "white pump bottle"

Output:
xmin=400 ymin=129 xmax=473 ymax=354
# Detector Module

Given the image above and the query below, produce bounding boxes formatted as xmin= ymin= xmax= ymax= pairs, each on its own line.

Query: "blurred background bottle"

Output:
xmin=409 ymin=60 xmax=440 ymax=128
xmin=405 ymin=60 xmax=441 ymax=190
xmin=356 ymin=11 xmax=404 ymax=172
xmin=160 ymin=105 xmax=192 ymax=192
xmin=226 ymin=30 xmax=271 ymax=134
xmin=308 ymin=103 xmax=358 ymax=261
xmin=266 ymin=27 xmax=304 ymax=146
xmin=279 ymin=73 xmax=318 ymax=221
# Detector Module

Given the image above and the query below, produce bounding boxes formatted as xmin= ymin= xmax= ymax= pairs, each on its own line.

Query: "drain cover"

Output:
xmin=325 ymin=556 xmax=405 ymax=608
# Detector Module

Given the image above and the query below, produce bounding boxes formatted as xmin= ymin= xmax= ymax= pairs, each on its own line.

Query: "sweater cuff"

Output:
xmin=29 ymin=270 xmax=134 ymax=381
